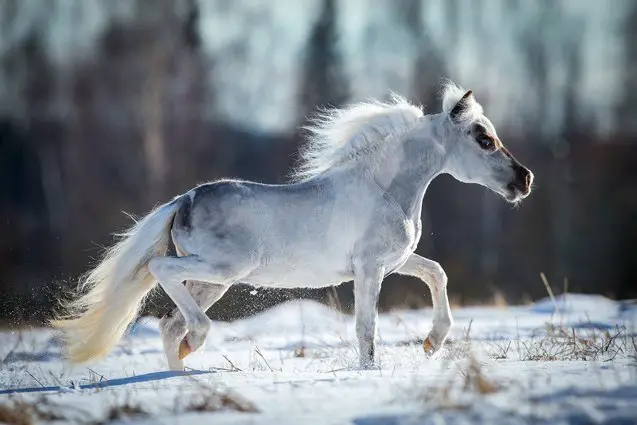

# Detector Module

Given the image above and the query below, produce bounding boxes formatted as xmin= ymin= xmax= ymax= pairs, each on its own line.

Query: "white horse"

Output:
xmin=52 ymin=80 xmax=533 ymax=370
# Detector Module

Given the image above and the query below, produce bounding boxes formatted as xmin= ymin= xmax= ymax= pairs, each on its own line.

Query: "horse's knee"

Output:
xmin=429 ymin=262 xmax=448 ymax=288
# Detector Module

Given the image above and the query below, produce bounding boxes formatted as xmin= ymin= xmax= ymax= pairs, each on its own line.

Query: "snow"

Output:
xmin=530 ymin=293 xmax=619 ymax=316
xmin=1 ymin=294 xmax=636 ymax=424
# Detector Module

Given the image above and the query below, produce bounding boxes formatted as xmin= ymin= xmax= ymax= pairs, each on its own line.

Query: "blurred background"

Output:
xmin=1 ymin=0 xmax=635 ymax=326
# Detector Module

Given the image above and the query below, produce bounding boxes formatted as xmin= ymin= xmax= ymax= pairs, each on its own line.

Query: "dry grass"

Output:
xmin=519 ymin=323 xmax=635 ymax=361
xmin=98 ymin=400 xmax=148 ymax=424
xmin=458 ymin=354 xmax=500 ymax=395
xmin=0 ymin=397 xmax=69 ymax=425
xmin=174 ymin=382 xmax=259 ymax=414
xmin=0 ymin=400 xmax=35 ymax=425
xmin=484 ymin=321 xmax=637 ymax=362
xmin=401 ymin=351 xmax=502 ymax=413
xmin=293 ymin=345 xmax=306 ymax=358
xmin=0 ymin=383 xmax=258 ymax=424
xmin=483 ymin=273 xmax=637 ymax=362
xmin=0 ymin=396 xmax=147 ymax=425
xmin=401 ymin=318 xmax=502 ymax=411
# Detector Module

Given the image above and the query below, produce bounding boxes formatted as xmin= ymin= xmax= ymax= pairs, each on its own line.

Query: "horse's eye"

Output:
xmin=477 ymin=135 xmax=494 ymax=150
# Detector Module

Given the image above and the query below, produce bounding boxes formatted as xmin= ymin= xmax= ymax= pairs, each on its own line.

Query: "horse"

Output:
xmin=52 ymin=80 xmax=534 ymax=370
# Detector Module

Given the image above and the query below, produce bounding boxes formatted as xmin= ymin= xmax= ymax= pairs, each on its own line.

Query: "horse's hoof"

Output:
xmin=178 ymin=338 xmax=192 ymax=360
xmin=423 ymin=337 xmax=435 ymax=355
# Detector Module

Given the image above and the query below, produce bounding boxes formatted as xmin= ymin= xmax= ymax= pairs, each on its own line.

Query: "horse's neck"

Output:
xmin=372 ymin=114 xmax=446 ymax=221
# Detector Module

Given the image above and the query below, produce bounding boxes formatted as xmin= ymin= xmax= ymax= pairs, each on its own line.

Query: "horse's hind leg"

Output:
xmin=160 ymin=281 xmax=229 ymax=370
xmin=149 ymin=255 xmax=251 ymax=366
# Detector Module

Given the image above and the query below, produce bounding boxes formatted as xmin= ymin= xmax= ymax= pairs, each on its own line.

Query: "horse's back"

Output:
xmin=170 ymin=178 xmax=357 ymax=288
xmin=184 ymin=178 xmax=335 ymax=229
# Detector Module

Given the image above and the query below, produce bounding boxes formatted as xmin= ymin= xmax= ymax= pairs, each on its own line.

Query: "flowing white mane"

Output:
xmin=291 ymin=94 xmax=424 ymax=182
xmin=291 ymin=80 xmax=482 ymax=182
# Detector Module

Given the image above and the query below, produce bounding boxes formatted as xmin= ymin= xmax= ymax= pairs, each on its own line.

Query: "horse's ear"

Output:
xmin=449 ymin=90 xmax=474 ymax=123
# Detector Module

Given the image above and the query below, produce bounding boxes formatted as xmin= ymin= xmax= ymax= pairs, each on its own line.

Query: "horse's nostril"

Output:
xmin=511 ymin=162 xmax=533 ymax=193
xmin=525 ymin=170 xmax=534 ymax=189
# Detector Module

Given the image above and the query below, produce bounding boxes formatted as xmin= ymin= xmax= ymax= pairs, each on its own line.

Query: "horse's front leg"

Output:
xmin=353 ymin=260 xmax=384 ymax=369
xmin=396 ymin=253 xmax=453 ymax=355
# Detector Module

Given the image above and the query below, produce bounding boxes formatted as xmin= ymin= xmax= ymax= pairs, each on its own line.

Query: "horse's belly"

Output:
xmin=243 ymin=253 xmax=352 ymax=289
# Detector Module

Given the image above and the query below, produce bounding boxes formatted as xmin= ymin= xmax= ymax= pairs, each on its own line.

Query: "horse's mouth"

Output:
xmin=500 ymin=177 xmax=532 ymax=203
xmin=502 ymin=186 xmax=530 ymax=203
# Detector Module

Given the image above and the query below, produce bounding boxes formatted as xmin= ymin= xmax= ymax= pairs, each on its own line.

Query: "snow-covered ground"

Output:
xmin=1 ymin=294 xmax=636 ymax=424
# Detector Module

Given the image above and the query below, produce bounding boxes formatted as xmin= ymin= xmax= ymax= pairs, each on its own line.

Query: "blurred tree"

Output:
xmin=619 ymin=1 xmax=637 ymax=137
xmin=0 ymin=0 xmax=636 ymax=325
xmin=300 ymin=0 xmax=348 ymax=115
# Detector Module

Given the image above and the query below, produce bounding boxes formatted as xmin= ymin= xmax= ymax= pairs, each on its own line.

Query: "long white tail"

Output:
xmin=51 ymin=196 xmax=185 ymax=364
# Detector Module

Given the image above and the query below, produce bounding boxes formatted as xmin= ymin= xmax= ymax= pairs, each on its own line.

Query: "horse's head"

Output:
xmin=441 ymin=85 xmax=533 ymax=203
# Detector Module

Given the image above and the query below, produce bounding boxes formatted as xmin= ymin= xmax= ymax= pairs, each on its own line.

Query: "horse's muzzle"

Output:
xmin=506 ymin=162 xmax=533 ymax=200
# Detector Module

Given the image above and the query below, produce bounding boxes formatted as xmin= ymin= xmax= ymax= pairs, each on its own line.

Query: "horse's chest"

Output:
xmin=377 ymin=218 xmax=420 ymax=267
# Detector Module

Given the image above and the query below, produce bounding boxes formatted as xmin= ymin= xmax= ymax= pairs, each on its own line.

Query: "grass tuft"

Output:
xmin=485 ymin=322 xmax=636 ymax=361
xmin=459 ymin=354 xmax=500 ymax=395
xmin=174 ymin=382 xmax=259 ymax=414
xmin=0 ymin=397 xmax=68 ymax=425
xmin=100 ymin=400 xmax=148 ymax=424
xmin=0 ymin=400 xmax=34 ymax=425
xmin=401 ymin=349 xmax=503 ymax=412
xmin=520 ymin=323 xmax=634 ymax=361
